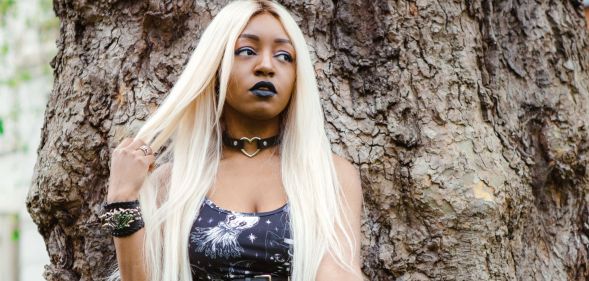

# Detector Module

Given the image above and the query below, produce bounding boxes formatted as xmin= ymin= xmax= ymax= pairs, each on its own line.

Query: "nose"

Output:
xmin=254 ymin=50 xmax=275 ymax=77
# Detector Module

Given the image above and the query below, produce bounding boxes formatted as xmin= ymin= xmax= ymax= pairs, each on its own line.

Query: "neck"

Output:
xmin=221 ymin=107 xmax=281 ymax=139
xmin=221 ymin=106 xmax=282 ymax=159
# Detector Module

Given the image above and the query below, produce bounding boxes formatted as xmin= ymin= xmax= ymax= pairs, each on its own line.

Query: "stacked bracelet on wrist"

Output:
xmin=100 ymin=200 xmax=145 ymax=237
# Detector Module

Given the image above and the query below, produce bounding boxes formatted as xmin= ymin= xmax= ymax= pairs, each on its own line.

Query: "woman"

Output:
xmin=104 ymin=1 xmax=363 ymax=280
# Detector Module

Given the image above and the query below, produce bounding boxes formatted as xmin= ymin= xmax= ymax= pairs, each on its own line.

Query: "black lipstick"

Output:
xmin=249 ymin=81 xmax=277 ymax=97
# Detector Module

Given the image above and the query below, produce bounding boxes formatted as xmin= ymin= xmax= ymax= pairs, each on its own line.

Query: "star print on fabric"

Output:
xmin=189 ymin=198 xmax=293 ymax=279
xmin=248 ymin=233 xmax=257 ymax=243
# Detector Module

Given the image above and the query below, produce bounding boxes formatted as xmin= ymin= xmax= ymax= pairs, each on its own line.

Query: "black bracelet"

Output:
xmin=112 ymin=219 xmax=145 ymax=237
xmin=104 ymin=200 xmax=140 ymax=210
xmin=101 ymin=200 xmax=145 ymax=237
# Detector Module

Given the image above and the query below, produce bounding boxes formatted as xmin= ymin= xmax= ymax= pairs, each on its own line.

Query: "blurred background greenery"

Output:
xmin=0 ymin=0 xmax=58 ymax=280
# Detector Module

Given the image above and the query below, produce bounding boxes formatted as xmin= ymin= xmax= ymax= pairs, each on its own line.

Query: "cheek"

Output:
xmin=226 ymin=78 xmax=237 ymax=97
xmin=226 ymin=76 xmax=244 ymax=102
xmin=284 ymin=71 xmax=296 ymax=98
xmin=227 ymin=66 xmax=247 ymax=93
xmin=288 ymin=66 xmax=296 ymax=87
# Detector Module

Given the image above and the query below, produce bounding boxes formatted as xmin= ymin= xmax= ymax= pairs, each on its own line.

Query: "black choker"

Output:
xmin=222 ymin=131 xmax=280 ymax=158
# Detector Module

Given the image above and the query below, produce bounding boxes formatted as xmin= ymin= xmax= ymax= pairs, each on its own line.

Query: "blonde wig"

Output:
xmin=111 ymin=1 xmax=359 ymax=280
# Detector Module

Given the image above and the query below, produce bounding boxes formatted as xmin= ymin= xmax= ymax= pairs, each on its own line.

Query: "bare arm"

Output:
xmin=113 ymin=228 xmax=148 ymax=281
xmin=316 ymin=154 xmax=365 ymax=281
xmin=107 ymin=138 xmax=167 ymax=281
xmin=110 ymin=161 xmax=171 ymax=281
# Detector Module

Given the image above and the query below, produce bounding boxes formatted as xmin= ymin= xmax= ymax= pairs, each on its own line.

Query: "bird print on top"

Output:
xmin=189 ymin=198 xmax=292 ymax=280
xmin=191 ymin=210 xmax=259 ymax=259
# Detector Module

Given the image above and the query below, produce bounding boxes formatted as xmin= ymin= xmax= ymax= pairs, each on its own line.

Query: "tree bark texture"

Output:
xmin=27 ymin=0 xmax=589 ymax=280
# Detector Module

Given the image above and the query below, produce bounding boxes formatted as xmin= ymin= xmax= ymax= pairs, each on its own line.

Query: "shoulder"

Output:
xmin=332 ymin=154 xmax=360 ymax=180
xmin=315 ymin=154 xmax=364 ymax=278
xmin=331 ymin=153 xmax=363 ymax=205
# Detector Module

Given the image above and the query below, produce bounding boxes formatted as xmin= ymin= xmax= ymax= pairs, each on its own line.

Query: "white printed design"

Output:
xmin=264 ymin=205 xmax=293 ymax=274
xmin=191 ymin=212 xmax=259 ymax=259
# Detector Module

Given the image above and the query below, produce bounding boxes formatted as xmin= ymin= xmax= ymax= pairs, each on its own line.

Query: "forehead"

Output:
xmin=239 ymin=12 xmax=290 ymax=41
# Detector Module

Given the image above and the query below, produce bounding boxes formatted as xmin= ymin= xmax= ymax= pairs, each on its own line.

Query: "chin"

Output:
xmin=243 ymin=102 xmax=286 ymax=119
xmin=247 ymin=109 xmax=282 ymax=120
xmin=224 ymin=100 xmax=288 ymax=121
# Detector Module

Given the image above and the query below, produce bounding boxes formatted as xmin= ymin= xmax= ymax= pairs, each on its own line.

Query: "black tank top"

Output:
xmin=189 ymin=197 xmax=293 ymax=280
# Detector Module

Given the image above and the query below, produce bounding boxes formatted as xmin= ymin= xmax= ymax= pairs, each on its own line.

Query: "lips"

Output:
xmin=249 ymin=81 xmax=277 ymax=97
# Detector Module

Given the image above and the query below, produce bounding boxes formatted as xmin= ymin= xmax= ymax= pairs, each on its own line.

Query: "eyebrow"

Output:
xmin=238 ymin=33 xmax=292 ymax=46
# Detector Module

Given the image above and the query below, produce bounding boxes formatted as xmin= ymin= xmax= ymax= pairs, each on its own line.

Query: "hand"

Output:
xmin=107 ymin=138 xmax=156 ymax=203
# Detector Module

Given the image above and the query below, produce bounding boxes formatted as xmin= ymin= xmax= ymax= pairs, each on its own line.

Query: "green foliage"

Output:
xmin=1 ymin=68 xmax=32 ymax=88
xmin=19 ymin=69 xmax=32 ymax=81
xmin=11 ymin=228 xmax=19 ymax=241
xmin=0 ymin=43 xmax=7 ymax=55
xmin=11 ymin=213 xmax=19 ymax=241
xmin=0 ymin=117 xmax=3 ymax=136
xmin=0 ymin=0 xmax=15 ymax=16
xmin=0 ymin=0 xmax=15 ymax=26
xmin=0 ymin=0 xmax=58 ymax=88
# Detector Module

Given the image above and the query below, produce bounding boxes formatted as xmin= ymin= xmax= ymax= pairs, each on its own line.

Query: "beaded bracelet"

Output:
xmin=100 ymin=200 xmax=145 ymax=237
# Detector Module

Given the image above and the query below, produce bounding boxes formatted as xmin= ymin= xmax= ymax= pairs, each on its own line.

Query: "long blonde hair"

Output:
xmin=117 ymin=1 xmax=359 ymax=280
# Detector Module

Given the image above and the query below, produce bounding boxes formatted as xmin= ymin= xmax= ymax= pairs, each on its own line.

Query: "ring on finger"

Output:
xmin=138 ymin=145 xmax=153 ymax=156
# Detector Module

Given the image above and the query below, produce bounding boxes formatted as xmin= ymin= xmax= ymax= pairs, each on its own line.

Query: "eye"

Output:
xmin=275 ymin=52 xmax=293 ymax=62
xmin=239 ymin=221 xmax=246 ymax=226
xmin=228 ymin=215 xmax=235 ymax=221
xmin=235 ymin=47 xmax=256 ymax=56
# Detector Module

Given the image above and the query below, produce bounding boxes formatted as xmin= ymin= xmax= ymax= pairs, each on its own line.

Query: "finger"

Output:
xmin=118 ymin=138 xmax=133 ymax=148
xmin=132 ymin=147 xmax=157 ymax=160
xmin=145 ymin=155 xmax=156 ymax=165
xmin=127 ymin=138 xmax=148 ymax=150
xmin=144 ymin=155 xmax=157 ymax=172
xmin=132 ymin=149 xmax=149 ymax=158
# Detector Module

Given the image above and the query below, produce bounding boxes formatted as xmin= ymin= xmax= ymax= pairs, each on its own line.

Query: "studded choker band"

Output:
xmin=222 ymin=131 xmax=280 ymax=158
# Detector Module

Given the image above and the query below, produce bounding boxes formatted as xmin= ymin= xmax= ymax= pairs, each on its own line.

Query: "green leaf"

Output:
xmin=6 ymin=77 xmax=17 ymax=88
xmin=0 ymin=118 xmax=4 ymax=136
xmin=19 ymin=69 xmax=32 ymax=82
xmin=11 ymin=228 xmax=19 ymax=241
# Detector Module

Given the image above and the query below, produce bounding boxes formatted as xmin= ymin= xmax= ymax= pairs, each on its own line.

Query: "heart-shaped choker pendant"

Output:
xmin=222 ymin=132 xmax=281 ymax=158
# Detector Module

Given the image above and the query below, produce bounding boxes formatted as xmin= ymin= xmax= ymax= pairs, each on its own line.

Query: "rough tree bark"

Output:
xmin=27 ymin=0 xmax=589 ymax=280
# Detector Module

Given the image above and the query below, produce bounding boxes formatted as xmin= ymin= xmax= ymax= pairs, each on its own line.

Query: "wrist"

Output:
xmin=107 ymin=190 xmax=139 ymax=203
xmin=101 ymin=200 xmax=144 ymax=237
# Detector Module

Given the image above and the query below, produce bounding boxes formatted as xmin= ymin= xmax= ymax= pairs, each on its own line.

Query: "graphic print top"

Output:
xmin=189 ymin=197 xmax=293 ymax=280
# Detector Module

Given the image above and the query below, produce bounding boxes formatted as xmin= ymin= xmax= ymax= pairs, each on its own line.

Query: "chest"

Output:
xmin=189 ymin=198 xmax=293 ymax=279
xmin=209 ymin=156 xmax=287 ymax=213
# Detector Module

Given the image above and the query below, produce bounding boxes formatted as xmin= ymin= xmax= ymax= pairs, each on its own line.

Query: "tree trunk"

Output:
xmin=27 ymin=0 xmax=589 ymax=280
